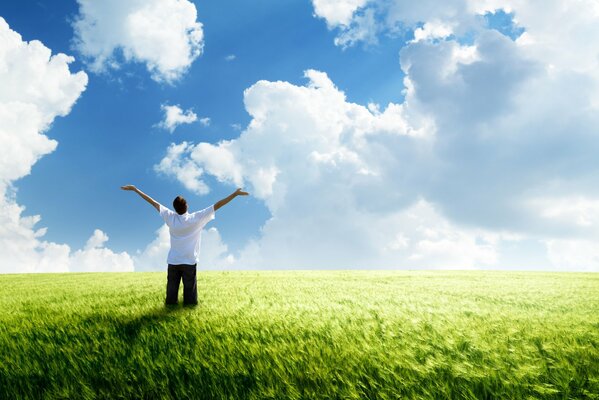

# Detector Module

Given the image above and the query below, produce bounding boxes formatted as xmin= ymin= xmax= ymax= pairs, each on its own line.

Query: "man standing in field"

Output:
xmin=121 ymin=185 xmax=248 ymax=305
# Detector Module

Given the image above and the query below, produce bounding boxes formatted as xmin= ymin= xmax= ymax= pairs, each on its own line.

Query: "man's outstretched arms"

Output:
xmin=214 ymin=188 xmax=249 ymax=211
xmin=121 ymin=185 xmax=160 ymax=212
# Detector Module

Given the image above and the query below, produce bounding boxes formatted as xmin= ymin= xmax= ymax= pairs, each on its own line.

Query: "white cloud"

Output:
xmin=10 ymin=0 xmax=590 ymax=272
xmin=411 ymin=20 xmax=454 ymax=43
xmin=154 ymin=142 xmax=209 ymax=194
xmin=392 ymin=201 xmax=498 ymax=268
xmin=233 ymin=198 xmax=498 ymax=270
xmin=199 ymin=117 xmax=211 ymax=127
xmin=133 ymin=224 xmax=234 ymax=271
xmin=156 ymin=70 xmax=502 ymax=269
xmin=305 ymin=0 xmax=599 ymax=270
xmin=312 ymin=0 xmax=599 ymax=81
xmin=0 ymin=18 xmax=133 ymax=274
xmin=545 ymin=239 xmax=599 ymax=272
xmin=70 ymin=230 xmax=134 ymax=272
xmin=158 ymin=104 xmax=198 ymax=133
xmin=190 ymin=142 xmax=244 ymax=187
xmin=0 ymin=199 xmax=71 ymax=273
xmin=198 ymin=227 xmax=236 ymax=269
xmin=72 ymin=0 xmax=204 ymax=83
xmin=396 ymin=25 xmax=599 ymax=240
xmin=312 ymin=0 xmax=478 ymax=48
xmin=334 ymin=8 xmax=380 ymax=48
xmin=224 ymin=54 xmax=236 ymax=61
xmin=528 ymin=196 xmax=599 ymax=230
xmin=0 ymin=18 xmax=87 ymax=188
xmin=133 ymin=225 xmax=170 ymax=271
xmin=312 ymin=0 xmax=370 ymax=27
xmin=0 ymin=17 xmax=85 ymax=273
xmin=158 ymin=23 xmax=599 ymax=271
xmin=156 ymin=140 xmax=245 ymax=196
xmin=508 ymin=1 xmax=599 ymax=73
xmin=85 ymin=229 xmax=109 ymax=250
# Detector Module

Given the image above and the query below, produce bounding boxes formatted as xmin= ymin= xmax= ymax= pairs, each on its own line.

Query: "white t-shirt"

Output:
xmin=159 ymin=204 xmax=215 ymax=265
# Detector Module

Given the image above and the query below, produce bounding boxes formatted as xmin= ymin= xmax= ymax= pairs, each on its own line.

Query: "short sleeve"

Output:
xmin=191 ymin=205 xmax=215 ymax=229
xmin=159 ymin=204 xmax=175 ymax=225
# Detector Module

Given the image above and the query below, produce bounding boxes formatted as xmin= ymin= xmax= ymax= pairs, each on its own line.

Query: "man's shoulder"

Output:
xmin=159 ymin=204 xmax=177 ymax=219
xmin=191 ymin=204 xmax=215 ymax=215
xmin=187 ymin=205 xmax=215 ymax=225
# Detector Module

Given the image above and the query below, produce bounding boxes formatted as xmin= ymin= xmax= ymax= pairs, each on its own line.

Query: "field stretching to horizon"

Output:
xmin=0 ymin=271 xmax=597 ymax=399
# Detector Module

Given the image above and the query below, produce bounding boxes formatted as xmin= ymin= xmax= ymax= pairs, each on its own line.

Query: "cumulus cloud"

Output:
xmin=0 ymin=18 xmax=134 ymax=273
xmin=411 ymin=20 xmax=454 ymax=43
xmin=154 ymin=142 xmax=210 ymax=195
xmin=312 ymin=0 xmax=479 ymax=48
xmin=133 ymin=225 xmax=170 ymax=271
xmin=312 ymin=0 xmax=599 ymax=76
xmin=71 ymin=230 xmax=134 ymax=272
xmin=312 ymin=0 xmax=369 ymax=27
xmin=198 ymin=227 xmax=236 ymax=269
xmin=304 ymin=0 xmax=599 ymax=270
xmin=156 ymin=70 xmax=502 ymax=269
xmin=394 ymin=13 xmax=599 ymax=242
xmin=133 ymin=224 xmax=234 ymax=271
xmin=545 ymin=239 xmax=599 ymax=272
xmin=0 ymin=18 xmax=87 ymax=189
xmin=159 ymin=0 xmax=599 ymax=271
xmin=158 ymin=104 xmax=198 ymax=132
xmin=0 ymin=200 xmax=71 ymax=273
xmin=334 ymin=8 xmax=380 ymax=48
xmin=72 ymin=0 xmax=204 ymax=83
xmin=155 ymin=139 xmax=246 ymax=196
xmin=85 ymin=229 xmax=109 ymax=250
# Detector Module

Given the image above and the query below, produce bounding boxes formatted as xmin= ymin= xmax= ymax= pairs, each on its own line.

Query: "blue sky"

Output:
xmin=2 ymin=0 xmax=406 ymax=254
xmin=2 ymin=0 xmax=599 ymax=272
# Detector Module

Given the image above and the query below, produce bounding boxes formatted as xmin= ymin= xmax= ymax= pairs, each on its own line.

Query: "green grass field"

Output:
xmin=0 ymin=271 xmax=597 ymax=399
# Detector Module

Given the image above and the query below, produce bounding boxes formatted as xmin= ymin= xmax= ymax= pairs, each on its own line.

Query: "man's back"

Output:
xmin=121 ymin=185 xmax=247 ymax=305
xmin=159 ymin=204 xmax=215 ymax=265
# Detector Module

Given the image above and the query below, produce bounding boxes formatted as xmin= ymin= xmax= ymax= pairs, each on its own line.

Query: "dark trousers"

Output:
xmin=166 ymin=264 xmax=197 ymax=305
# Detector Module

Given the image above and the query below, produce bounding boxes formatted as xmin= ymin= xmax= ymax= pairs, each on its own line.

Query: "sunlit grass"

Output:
xmin=0 ymin=271 xmax=597 ymax=399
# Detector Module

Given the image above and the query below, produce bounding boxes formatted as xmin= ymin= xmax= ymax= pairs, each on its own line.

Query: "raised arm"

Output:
xmin=214 ymin=188 xmax=249 ymax=211
xmin=121 ymin=185 xmax=160 ymax=212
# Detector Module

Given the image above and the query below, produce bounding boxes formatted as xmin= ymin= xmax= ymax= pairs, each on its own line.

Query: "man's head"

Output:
xmin=173 ymin=196 xmax=188 ymax=215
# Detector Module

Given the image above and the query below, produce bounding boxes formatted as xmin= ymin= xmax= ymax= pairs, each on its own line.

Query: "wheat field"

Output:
xmin=0 ymin=270 xmax=597 ymax=399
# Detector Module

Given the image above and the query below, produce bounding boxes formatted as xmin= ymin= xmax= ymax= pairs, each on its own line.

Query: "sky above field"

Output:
xmin=2 ymin=0 xmax=599 ymax=273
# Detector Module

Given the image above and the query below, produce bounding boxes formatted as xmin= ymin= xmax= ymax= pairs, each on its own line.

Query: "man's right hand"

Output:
xmin=121 ymin=185 xmax=159 ymax=211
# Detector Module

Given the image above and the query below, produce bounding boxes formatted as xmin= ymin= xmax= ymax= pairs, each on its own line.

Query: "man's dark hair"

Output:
xmin=173 ymin=196 xmax=188 ymax=215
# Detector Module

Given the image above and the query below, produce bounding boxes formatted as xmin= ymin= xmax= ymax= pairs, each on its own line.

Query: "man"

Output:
xmin=121 ymin=185 xmax=248 ymax=305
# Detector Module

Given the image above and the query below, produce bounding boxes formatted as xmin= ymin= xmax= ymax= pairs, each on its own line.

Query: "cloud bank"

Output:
xmin=158 ymin=104 xmax=198 ymax=133
xmin=156 ymin=0 xmax=599 ymax=271
xmin=134 ymin=225 xmax=234 ymax=271
xmin=72 ymin=0 xmax=204 ymax=83
xmin=0 ymin=18 xmax=133 ymax=273
xmin=0 ymin=19 xmax=210 ymax=274
xmin=156 ymin=70 xmax=499 ymax=269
